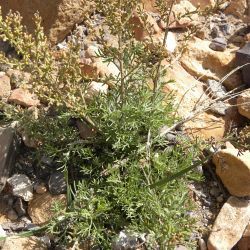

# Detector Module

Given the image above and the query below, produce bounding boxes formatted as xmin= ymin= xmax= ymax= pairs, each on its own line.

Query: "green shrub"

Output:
xmin=0 ymin=1 xmax=207 ymax=249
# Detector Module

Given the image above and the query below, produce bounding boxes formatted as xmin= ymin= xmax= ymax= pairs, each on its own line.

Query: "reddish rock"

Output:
xmin=0 ymin=0 xmax=90 ymax=45
xmin=8 ymin=88 xmax=40 ymax=107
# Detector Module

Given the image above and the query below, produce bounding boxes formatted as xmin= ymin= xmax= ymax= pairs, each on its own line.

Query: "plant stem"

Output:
xmin=153 ymin=0 xmax=175 ymax=94
xmin=118 ymin=0 xmax=125 ymax=108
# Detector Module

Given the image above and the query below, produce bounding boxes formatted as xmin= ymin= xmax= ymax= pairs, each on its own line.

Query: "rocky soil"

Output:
xmin=1 ymin=0 xmax=250 ymax=249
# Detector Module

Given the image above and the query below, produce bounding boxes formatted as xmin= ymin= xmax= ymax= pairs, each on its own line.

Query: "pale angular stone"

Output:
xmin=7 ymin=174 xmax=33 ymax=201
xmin=208 ymin=196 xmax=250 ymax=250
xmin=213 ymin=148 xmax=250 ymax=197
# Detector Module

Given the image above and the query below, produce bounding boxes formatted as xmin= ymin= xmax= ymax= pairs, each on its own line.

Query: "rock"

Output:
xmin=86 ymin=81 xmax=108 ymax=100
xmin=6 ymin=69 xmax=31 ymax=89
xmin=0 ymin=127 xmax=19 ymax=192
xmin=48 ymin=172 xmax=67 ymax=195
xmin=28 ymin=192 xmax=66 ymax=225
xmin=7 ymin=174 xmax=33 ymax=201
xmin=207 ymin=79 xmax=227 ymax=99
xmin=34 ymin=183 xmax=47 ymax=194
xmin=181 ymin=37 xmax=242 ymax=90
xmin=165 ymin=32 xmax=177 ymax=53
xmin=207 ymin=196 xmax=250 ymax=250
xmin=225 ymin=0 xmax=248 ymax=19
xmin=171 ymin=0 xmax=198 ymax=28
xmin=0 ymin=74 xmax=11 ymax=100
xmin=85 ymin=45 xmax=100 ymax=58
xmin=237 ymin=89 xmax=250 ymax=119
xmin=112 ymin=231 xmax=142 ymax=250
xmin=158 ymin=1 xmax=198 ymax=29
xmin=1 ymin=236 xmax=47 ymax=250
xmin=130 ymin=12 xmax=161 ymax=41
xmin=162 ymin=62 xmax=226 ymax=140
xmin=213 ymin=148 xmax=250 ymax=197
xmin=8 ymin=88 xmax=40 ymax=107
xmin=80 ymin=57 xmax=119 ymax=79
xmin=237 ymin=222 xmax=250 ymax=250
xmin=209 ymin=37 xmax=227 ymax=52
xmin=0 ymin=0 xmax=89 ymax=45
xmin=238 ymin=237 xmax=250 ymax=250
xmin=20 ymin=130 xmax=40 ymax=148
xmin=7 ymin=209 xmax=18 ymax=221
xmin=13 ymin=197 xmax=27 ymax=217
xmin=95 ymin=59 xmax=120 ymax=78
xmin=225 ymin=141 xmax=235 ymax=150
xmin=209 ymin=101 xmax=229 ymax=116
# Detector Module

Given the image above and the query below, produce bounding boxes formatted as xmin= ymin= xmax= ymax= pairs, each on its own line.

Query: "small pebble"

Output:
xmin=217 ymin=195 xmax=224 ymax=203
xmin=7 ymin=209 xmax=18 ymax=221
xmin=35 ymin=183 xmax=47 ymax=194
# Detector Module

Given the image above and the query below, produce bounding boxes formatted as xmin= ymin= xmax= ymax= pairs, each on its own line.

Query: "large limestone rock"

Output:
xmin=28 ymin=192 xmax=66 ymax=225
xmin=237 ymin=89 xmax=250 ymax=119
xmin=0 ymin=0 xmax=88 ymax=45
xmin=207 ymin=196 xmax=250 ymax=250
xmin=180 ymin=37 xmax=242 ymax=90
xmin=163 ymin=62 xmax=230 ymax=140
xmin=213 ymin=148 xmax=250 ymax=197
